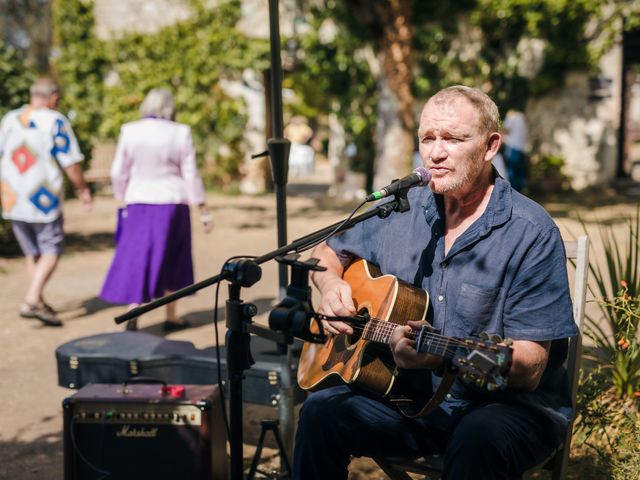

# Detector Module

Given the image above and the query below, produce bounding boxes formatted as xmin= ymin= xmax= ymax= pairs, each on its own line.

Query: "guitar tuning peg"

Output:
xmin=503 ymin=337 xmax=514 ymax=346
xmin=490 ymin=334 xmax=503 ymax=344
xmin=479 ymin=332 xmax=490 ymax=340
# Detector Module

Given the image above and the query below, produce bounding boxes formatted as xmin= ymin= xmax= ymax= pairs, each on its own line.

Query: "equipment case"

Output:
xmin=56 ymin=331 xmax=306 ymax=406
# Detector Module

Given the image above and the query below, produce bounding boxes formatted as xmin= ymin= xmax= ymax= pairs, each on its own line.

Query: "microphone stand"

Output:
xmin=114 ymin=191 xmax=413 ymax=479
xmin=266 ymin=0 xmax=294 ymax=459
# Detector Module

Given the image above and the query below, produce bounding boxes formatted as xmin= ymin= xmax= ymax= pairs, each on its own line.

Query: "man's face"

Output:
xmin=417 ymin=98 xmax=490 ymax=195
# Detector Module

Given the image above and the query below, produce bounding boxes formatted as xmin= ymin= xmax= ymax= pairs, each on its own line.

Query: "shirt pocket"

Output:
xmin=454 ymin=283 xmax=502 ymax=336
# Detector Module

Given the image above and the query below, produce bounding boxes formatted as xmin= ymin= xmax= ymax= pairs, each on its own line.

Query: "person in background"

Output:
xmin=0 ymin=77 xmax=92 ymax=327
xmin=285 ymin=116 xmax=315 ymax=177
xmin=99 ymin=88 xmax=212 ymax=331
xmin=502 ymin=109 xmax=529 ymax=191
xmin=293 ymin=86 xmax=576 ymax=479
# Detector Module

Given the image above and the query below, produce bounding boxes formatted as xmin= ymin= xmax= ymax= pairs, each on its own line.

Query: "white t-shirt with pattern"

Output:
xmin=0 ymin=106 xmax=83 ymax=222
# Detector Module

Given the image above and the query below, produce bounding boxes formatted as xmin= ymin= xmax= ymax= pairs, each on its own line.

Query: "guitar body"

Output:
xmin=297 ymin=259 xmax=429 ymax=396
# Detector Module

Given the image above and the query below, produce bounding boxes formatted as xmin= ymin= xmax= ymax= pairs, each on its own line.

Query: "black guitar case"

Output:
xmin=55 ymin=331 xmax=305 ymax=406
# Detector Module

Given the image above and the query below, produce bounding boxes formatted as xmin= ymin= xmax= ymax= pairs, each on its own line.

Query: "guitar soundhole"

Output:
xmin=347 ymin=308 xmax=370 ymax=345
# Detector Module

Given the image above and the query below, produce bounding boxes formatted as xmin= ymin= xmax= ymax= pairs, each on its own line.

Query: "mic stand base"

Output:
xmin=247 ymin=419 xmax=292 ymax=480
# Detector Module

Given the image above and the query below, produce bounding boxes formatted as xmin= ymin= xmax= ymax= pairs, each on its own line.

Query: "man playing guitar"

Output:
xmin=293 ymin=86 xmax=577 ymax=480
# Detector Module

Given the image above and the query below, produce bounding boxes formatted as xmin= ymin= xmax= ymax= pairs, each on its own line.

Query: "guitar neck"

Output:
xmin=362 ymin=319 xmax=458 ymax=361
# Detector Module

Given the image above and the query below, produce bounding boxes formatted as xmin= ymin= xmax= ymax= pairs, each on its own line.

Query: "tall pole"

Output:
xmin=267 ymin=0 xmax=295 ymax=464
xmin=617 ymin=17 xmax=628 ymax=179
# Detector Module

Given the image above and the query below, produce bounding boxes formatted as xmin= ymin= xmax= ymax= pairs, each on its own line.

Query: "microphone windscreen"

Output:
xmin=414 ymin=167 xmax=432 ymax=185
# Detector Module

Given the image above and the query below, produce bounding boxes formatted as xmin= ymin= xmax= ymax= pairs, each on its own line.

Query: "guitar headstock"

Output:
xmin=451 ymin=335 xmax=513 ymax=391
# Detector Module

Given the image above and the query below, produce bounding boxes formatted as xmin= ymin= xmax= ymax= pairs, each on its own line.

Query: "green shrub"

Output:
xmin=574 ymin=206 xmax=640 ymax=478
xmin=51 ymin=0 xmax=269 ymax=188
xmin=528 ymin=153 xmax=570 ymax=193
xmin=575 ymin=369 xmax=639 ymax=477
xmin=0 ymin=40 xmax=34 ymax=256
xmin=581 ymin=206 xmax=640 ymax=396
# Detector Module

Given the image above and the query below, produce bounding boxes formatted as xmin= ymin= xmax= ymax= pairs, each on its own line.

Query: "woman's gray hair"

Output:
xmin=139 ymin=88 xmax=175 ymax=120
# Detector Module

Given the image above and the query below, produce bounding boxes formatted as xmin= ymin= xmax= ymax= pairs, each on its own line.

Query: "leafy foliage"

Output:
xmin=574 ymin=205 xmax=640 ymax=476
xmin=287 ymin=0 xmax=621 ymax=183
xmin=99 ymin=0 xmax=268 ymax=186
xmin=585 ymin=282 xmax=640 ymax=398
xmin=0 ymin=41 xmax=34 ymax=118
xmin=583 ymin=205 xmax=639 ymax=332
xmin=575 ymin=370 xmax=640 ymax=478
xmin=51 ymin=0 xmax=269 ymax=187
xmin=0 ymin=40 xmax=34 ymax=255
xmin=527 ymin=153 xmax=570 ymax=193
xmin=51 ymin=0 xmax=107 ymax=164
xmin=284 ymin=4 xmax=377 ymax=182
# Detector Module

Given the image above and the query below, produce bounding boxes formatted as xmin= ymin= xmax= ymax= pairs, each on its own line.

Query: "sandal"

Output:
xmin=19 ymin=303 xmax=63 ymax=327
xmin=41 ymin=301 xmax=57 ymax=315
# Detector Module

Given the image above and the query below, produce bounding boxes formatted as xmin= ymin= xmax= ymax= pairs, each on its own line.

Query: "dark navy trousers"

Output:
xmin=293 ymin=386 xmax=556 ymax=480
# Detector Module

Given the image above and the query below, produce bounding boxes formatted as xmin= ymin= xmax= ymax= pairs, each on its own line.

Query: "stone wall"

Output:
xmin=526 ymin=47 xmax=622 ymax=190
xmin=93 ymin=0 xmax=195 ymax=40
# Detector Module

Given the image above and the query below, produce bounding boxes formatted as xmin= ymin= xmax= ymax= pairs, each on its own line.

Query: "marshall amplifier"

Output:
xmin=63 ymin=383 xmax=228 ymax=480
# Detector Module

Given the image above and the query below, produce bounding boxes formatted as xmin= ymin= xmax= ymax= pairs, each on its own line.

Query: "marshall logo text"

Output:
xmin=116 ymin=425 xmax=159 ymax=438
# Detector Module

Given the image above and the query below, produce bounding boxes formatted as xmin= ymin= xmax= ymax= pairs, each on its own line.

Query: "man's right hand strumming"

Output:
xmin=310 ymin=241 xmax=356 ymax=336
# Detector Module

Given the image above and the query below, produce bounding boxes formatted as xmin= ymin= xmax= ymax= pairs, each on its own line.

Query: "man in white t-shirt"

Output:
xmin=0 ymin=78 xmax=92 ymax=326
xmin=503 ymin=109 xmax=528 ymax=191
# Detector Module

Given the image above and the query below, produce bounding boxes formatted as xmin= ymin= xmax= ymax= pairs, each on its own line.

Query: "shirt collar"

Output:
xmin=422 ymin=175 xmax=513 ymax=230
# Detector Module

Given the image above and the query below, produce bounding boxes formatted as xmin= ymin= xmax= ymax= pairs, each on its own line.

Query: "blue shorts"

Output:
xmin=11 ymin=216 xmax=64 ymax=256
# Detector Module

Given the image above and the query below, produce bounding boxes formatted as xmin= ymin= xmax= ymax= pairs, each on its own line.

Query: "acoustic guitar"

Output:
xmin=297 ymin=258 xmax=513 ymax=417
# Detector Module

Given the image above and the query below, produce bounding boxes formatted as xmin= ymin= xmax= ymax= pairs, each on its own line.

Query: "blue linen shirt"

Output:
xmin=326 ymin=176 xmax=578 ymax=441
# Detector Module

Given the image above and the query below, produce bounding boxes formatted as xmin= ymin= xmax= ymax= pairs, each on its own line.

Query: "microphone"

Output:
xmin=365 ymin=167 xmax=432 ymax=202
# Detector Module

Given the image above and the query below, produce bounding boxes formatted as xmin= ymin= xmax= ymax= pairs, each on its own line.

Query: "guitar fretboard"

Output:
xmin=361 ymin=318 xmax=458 ymax=361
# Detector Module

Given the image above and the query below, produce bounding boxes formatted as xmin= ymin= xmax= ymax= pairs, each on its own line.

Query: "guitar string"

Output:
xmin=339 ymin=318 xmax=458 ymax=361
xmin=332 ymin=317 xmax=468 ymax=350
xmin=338 ymin=319 xmax=496 ymax=365
xmin=318 ymin=313 xmax=490 ymax=351
xmin=325 ymin=321 xmax=471 ymax=359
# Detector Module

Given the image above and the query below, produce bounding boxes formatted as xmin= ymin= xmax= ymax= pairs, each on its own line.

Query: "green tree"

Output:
xmin=98 ymin=0 xmax=268 ymax=186
xmin=51 ymin=0 xmax=107 ymax=163
xmin=51 ymin=0 xmax=269 ymax=187
xmin=290 ymin=0 xmax=637 ymax=185
xmin=0 ymin=40 xmax=33 ymax=255
xmin=284 ymin=4 xmax=378 ymax=188
xmin=0 ymin=41 xmax=34 ymax=117
xmin=0 ymin=0 xmax=52 ymax=73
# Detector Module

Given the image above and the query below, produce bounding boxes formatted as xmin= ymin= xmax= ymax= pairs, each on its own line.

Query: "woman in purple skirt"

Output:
xmin=99 ymin=88 xmax=213 ymax=331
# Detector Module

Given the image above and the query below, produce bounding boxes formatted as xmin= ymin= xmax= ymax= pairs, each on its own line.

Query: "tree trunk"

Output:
xmin=351 ymin=0 xmax=415 ymax=189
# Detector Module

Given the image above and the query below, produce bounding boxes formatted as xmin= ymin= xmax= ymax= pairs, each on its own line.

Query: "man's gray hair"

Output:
xmin=140 ymin=88 xmax=175 ymax=120
xmin=429 ymin=85 xmax=500 ymax=134
xmin=30 ymin=77 xmax=60 ymax=99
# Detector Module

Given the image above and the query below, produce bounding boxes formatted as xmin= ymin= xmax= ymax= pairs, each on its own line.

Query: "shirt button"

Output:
xmin=441 ymin=262 xmax=447 ymax=269
xmin=446 ymin=394 xmax=452 ymax=399
xmin=438 ymin=295 xmax=444 ymax=302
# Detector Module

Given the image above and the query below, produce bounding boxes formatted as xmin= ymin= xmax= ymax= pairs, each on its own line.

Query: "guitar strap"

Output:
xmin=392 ymin=369 xmax=457 ymax=418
